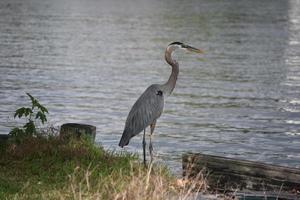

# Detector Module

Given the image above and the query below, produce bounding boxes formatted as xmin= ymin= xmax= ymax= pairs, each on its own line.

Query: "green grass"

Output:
xmin=0 ymin=136 xmax=135 ymax=199
xmin=0 ymin=136 xmax=207 ymax=200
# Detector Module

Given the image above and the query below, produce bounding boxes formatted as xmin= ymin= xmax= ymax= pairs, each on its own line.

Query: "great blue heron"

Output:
xmin=119 ymin=42 xmax=203 ymax=165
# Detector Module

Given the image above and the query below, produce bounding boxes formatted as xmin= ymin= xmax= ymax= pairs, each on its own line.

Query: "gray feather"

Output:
xmin=119 ymin=84 xmax=164 ymax=147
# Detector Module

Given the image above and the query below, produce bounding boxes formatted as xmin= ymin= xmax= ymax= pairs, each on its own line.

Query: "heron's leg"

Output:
xmin=149 ymin=121 xmax=156 ymax=162
xmin=143 ymin=128 xmax=146 ymax=166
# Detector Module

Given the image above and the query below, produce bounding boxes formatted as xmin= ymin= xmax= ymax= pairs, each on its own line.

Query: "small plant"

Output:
xmin=9 ymin=93 xmax=48 ymax=139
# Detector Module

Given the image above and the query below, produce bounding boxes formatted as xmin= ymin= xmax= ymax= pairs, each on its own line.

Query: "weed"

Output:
xmin=9 ymin=93 xmax=48 ymax=143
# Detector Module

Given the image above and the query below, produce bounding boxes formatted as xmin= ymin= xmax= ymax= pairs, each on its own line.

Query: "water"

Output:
xmin=0 ymin=0 xmax=299 ymax=172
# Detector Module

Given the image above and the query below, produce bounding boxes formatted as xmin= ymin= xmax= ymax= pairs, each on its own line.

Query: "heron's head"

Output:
xmin=166 ymin=42 xmax=204 ymax=54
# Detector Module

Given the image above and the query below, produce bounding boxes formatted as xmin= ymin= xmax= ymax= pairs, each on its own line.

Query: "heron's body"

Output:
xmin=119 ymin=84 xmax=164 ymax=146
xmin=118 ymin=42 xmax=202 ymax=165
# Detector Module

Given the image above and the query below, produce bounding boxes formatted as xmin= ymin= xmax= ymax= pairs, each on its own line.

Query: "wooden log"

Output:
xmin=235 ymin=191 xmax=300 ymax=200
xmin=182 ymin=153 xmax=300 ymax=192
xmin=60 ymin=123 xmax=96 ymax=143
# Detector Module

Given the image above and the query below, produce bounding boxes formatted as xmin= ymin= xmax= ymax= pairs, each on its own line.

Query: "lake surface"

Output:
xmin=0 ymin=0 xmax=299 ymax=172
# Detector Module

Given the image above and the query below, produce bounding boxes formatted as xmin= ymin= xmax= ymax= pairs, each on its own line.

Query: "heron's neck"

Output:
xmin=162 ymin=49 xmax=179 ymax=96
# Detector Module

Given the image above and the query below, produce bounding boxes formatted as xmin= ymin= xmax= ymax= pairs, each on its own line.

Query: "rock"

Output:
xmin=0 ymin=134 xmax=9 ymax=143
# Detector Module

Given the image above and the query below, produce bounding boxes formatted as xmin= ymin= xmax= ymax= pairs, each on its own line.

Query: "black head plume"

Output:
xmin=168 ymin=42 xmax=184 ymax=46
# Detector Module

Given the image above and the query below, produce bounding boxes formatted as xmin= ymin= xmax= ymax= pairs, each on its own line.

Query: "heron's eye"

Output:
xmin=156 ymin=90 xmax=163 ymax=96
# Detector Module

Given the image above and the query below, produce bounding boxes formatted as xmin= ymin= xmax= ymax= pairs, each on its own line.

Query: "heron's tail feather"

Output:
xmin=119 ymin=131 xmax=130 ymax=147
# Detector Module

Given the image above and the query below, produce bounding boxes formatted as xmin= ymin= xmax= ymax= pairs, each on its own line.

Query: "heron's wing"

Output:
xmin=119 ymin=84 xmax=164 ymax=147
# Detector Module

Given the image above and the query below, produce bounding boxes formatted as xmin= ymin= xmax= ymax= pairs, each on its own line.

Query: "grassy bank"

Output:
xmin=0 ymin=94 xmax=209 ymax=199
xmin=0 ymin=136 xmax=207 ymax=200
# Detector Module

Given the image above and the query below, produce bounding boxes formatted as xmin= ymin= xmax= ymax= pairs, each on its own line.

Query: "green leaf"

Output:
xmin=14 ymin=107 xmax=25 ymax=118
xmin=26 ymin=93 xmax=39 ymax=109
xmin=35 ymin=111 xmax=47 ymax=124
xmin=9 ymin=127 xmax=25 ymax=137
xmin=24 ymin=108 xmax=33 ymax=117
xmin=26 ymin=93 xmax=35 ymax=104
xmin=14 ymin=107 xmax=33 ymax=118
xmin=39 ymin=105 xmax=48 ymax=114
xmin=24 ymin=120 xmax=36 ymax=135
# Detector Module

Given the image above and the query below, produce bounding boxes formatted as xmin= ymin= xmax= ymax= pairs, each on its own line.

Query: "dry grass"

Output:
xmin=0 ymin=136 xmax=214 ymax=200
xmin=55 ymin=163 xmax=209 ymax=200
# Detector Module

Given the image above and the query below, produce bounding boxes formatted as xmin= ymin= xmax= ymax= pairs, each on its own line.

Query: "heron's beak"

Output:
xmin=184 ymin=45 xmax=204 ymax=54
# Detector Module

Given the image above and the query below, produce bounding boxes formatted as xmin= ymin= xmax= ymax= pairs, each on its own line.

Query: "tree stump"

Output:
xmin=60 ymin=123 xmax=96 ymax=143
